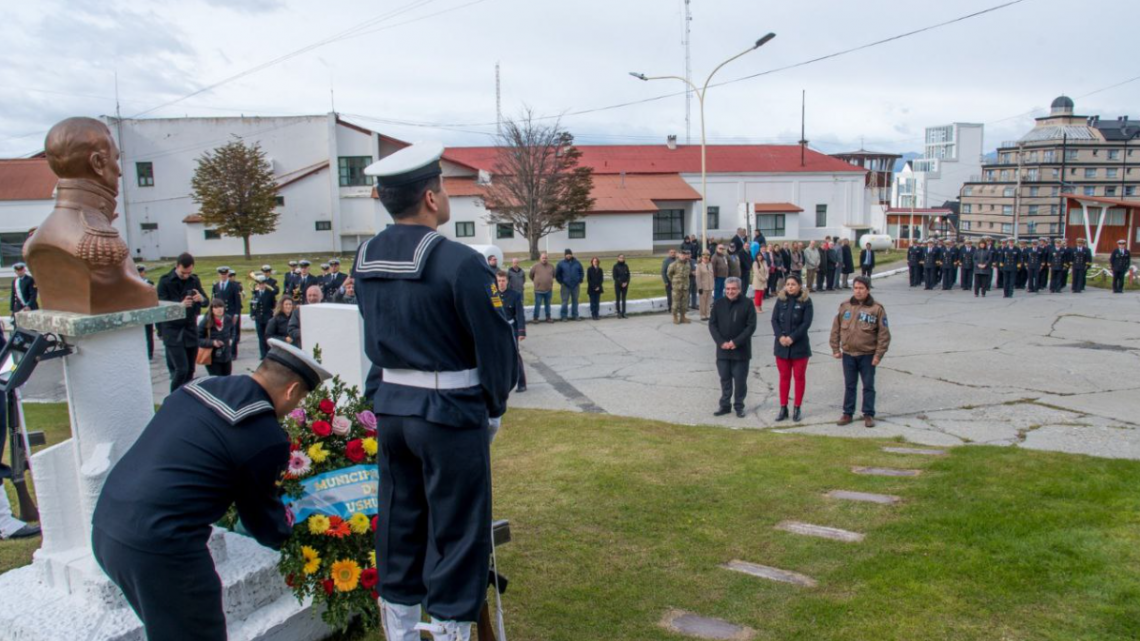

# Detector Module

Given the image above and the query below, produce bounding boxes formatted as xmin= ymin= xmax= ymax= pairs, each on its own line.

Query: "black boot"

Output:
xmin=775 ymin=406 xmax=789 ymax=422
xmin=793 ymin=406 xmax=802 ymax=422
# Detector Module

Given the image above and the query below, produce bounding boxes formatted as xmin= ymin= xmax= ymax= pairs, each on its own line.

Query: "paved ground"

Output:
xmin=20 ymin=272 xmax=1140 ymax=459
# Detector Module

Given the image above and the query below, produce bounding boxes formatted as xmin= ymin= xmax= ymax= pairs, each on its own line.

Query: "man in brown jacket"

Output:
xmin=529 ymin=252 xmax=556 ymax=323
xmin=829 ymin=275 xmax=891 ymax=427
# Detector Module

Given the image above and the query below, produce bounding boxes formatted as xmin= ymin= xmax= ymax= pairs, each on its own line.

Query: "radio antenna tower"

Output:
xmin=495 ymin=61 xmax=502 ymax=138
xmin=683 ymin=0 xmax=693 ymax=145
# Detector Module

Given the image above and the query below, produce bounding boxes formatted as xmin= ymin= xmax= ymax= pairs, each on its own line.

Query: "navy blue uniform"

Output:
xmin=323 ymin=271 xmax=348 ymax=301
xmin=907 ymin=245 xmax=923 ymax=286
xmin=1110 ymin=247 xmax=1132 ymax=292
xmin=10 ymin=274 xmax=37 ymax=314
xmin=1024 ymin=245 xmax=1042 ymax=293
xmin=212 ymin=279 xmax=243 ymax=356
xmin=922 ymin=246 xmax=939 ymax=290
xmin=999 ymin=245 xmax=1021 ymax=298
xmin=1048 ymin=246 xmax=1070 ymax=293
xmin=500 ymin=287 xmax=528 ymax=391
xmin=1070 ymin=245 xmax=1093 ymax=292
xmin=941 ymin=245 xmax=957 ymax=290
xmin=295 ymin=273 xmax=321 ymax=303
xmin=353 ymin=224 xmax=516 ymax=622
xmin=92 ymin=376 xmax=291 ymax=640
xmin=250 ymin=286 xmax=277 ymax=359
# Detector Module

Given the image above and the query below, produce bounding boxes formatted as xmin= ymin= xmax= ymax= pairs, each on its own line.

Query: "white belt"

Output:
xmin=383 ymin=368 xmax=479 ymax=390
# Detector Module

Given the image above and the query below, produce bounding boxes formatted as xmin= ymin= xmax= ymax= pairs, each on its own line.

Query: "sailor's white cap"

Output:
xmin=265 ymin=338 xmax=332 ymax=391
xmin=365 ymin=141 xmax=445 ymax=187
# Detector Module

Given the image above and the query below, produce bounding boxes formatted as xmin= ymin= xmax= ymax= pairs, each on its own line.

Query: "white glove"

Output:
xmin=488 ymin=417 xmax=502 ymax=443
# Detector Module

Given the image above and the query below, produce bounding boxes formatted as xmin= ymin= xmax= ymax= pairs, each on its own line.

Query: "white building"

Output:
xmin=892 ymin=123 xmax=985 ymax=209
xmin=0 ymin=159 xmax=56 ymax=276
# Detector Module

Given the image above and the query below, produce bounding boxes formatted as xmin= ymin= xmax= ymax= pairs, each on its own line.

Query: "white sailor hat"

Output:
xmin=137 ymin=264 xmax=147 ymax=272
xmin=13 ymin=262 xmax=26 ymax=270
xmin=299 ymin=260 xmax=311 ymax=267
xmin=320 ymin=263 xmax=329 ymax=270
xmin=217 ymin=266 xmax=231 ymax=274
xmin=261 ymin=264 xmax=273 ymax=272
xmin=288 ymin=260 xmax=298 ymax=267
xmin=328 ymin=258 xmax=340 ymax=265
xmin=255 ymin=275 xmax=267 ymax=283
xmin=365 ymin=141 xmax=445 ymax=187
xmin=265 ymin=338 xmax=332 ymax=391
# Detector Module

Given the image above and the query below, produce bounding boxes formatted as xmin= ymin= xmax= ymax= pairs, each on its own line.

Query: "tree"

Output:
xmin=190 ymin=137 xmax=279 ymax=259
xmin=482 ymin=111 xmax=595 ymax=260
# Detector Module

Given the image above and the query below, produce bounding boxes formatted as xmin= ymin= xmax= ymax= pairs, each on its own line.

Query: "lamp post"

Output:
xmin=631 ymin=32 xmax=776 ymax=249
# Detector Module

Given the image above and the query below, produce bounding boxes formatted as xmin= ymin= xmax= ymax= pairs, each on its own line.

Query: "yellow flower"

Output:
xmin=369 ymin=551 xmax=376 ymax=567
xmin=307 ymin=514 xmax=330 ymax=535
xmin=307 ymin=442 xmax=328 ymax=464
xmin=330 ymin=559 xmax=362 ymax=592
xmin=348 ymin=512 xmax=370 ymax=535
xmin=301 ymin=546 xmax=321 ymax=575
xmin=362 ymin=437 xmax=378 ymax=456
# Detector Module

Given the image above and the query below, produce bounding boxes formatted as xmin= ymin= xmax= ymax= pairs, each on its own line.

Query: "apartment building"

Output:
xmin=892 ymin=123 xmax=985 ymax=209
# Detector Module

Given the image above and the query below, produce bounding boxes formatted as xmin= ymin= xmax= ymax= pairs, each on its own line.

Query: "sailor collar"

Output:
xmin=184 ymin=376 xmax=276 ymax=426
xmin=354 ymin=224 xmax=444 ymax=280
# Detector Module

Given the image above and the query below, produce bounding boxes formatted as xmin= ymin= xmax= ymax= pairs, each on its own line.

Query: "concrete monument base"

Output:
xmin=0 ymin=304 xmax=331 ymax=641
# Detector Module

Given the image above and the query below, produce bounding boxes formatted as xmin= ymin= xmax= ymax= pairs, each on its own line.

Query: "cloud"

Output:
xmin=199 ymin=0 xmax=285 ymax=13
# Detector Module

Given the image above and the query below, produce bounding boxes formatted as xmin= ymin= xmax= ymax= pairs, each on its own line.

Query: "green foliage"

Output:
xmin=190 ymin=138 xmax=280 ymax=258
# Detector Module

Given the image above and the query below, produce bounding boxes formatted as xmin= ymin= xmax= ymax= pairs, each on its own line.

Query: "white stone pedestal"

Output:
xmin=299 ymin=303 xmax=370 ymax=392
xmin=0 ymin=304 xmax=331 ymax=641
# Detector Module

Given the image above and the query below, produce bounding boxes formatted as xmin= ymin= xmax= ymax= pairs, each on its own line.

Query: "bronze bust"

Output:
xmin=23 ymin=117 xmax=157 ymax=315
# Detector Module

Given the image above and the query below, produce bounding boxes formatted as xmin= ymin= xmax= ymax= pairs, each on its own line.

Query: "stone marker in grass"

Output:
xmin=851 ymin=466 xmax=922 ymax=477
xmin=721 ymin=560 xmax=818 ymax=588
xmin=825 ymin=490 xmax=901 ymax=505
xmin=660 ymin=609 xmax=756 ymax=640
xmin=775 ymin=520 xmax=865 ymax=542
xmin=882 ymin=446 xmax=948 ymax=456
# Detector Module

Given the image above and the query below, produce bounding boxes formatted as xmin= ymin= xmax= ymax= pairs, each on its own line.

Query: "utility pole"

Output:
xmin=798 ymin=90 xmax=807 ymax=167
xmin=114 ymin=71 xmax=135 ymax=258
xmin=1013 ymin=143 xmax=1023 ymax=241
xmin=683 ymin=0 xmax=693 ymax=145
xmin=495 ymin=62 xmax=502 ymax=138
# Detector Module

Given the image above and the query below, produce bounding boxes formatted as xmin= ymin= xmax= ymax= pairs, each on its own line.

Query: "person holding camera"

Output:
xmin=157 ymin=253 xmax=206 ymax=392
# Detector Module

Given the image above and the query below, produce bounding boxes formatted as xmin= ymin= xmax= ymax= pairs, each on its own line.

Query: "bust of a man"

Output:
xmin=23 ymin=117 xmax=157 ymax=315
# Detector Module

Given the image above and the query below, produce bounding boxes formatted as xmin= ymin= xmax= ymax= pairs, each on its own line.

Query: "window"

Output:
xmin=1001 ymin=223 xmax=1013 ymax=234
xmin=275 ymin=196 xmax=285 ymax=206
xmin=815 ymin=204 xmax=828 ymax=227
xmin=1065 ymin=149 xmax=1079 ymax=161
xmin=1084 ymin=168 xmax=1098 ymax=179
xmin=756 ymin=214 xmax=786 ymax=237
xmin=1002 ymin=170 xmax=1012 ymax=181
xmin=1052 ymin=186 xmax=1060 ymax=196
xmin=204 ymin=229 xmax=222 ymax=240
xmin=1083 ymin=186 xmax=1096 ymax=196
xmin=1002 ymin=205 xmax=1013 ymax=215
xmin=338 ymin=156 xmax=374 ymax=187
xmin=136 ymin=162 xmax=154 ymax=187
xmin=1027 ymin=221 xmax=1037 ymax=235
xmin=140 ymin=222 xmax=158 ymax=231
xmin=706 ymin=206 xmax=720 ymax=230
xmin=1003 ymin=187 xmax=1015 ymax=197
xmin=1106 ymin=186 xmax=1118 ymax=197
xmin=1107 ymin=168 xmax=1119 ymax=179
xmin=1026 ymin=169 xmax=1039 ymax=181
xmin=315 ymin=221 xmax=332 ymax=231
xmin=962 ymin=204 xmax=972 ymax=214
xmin=1044 ymin=150 xmax=1056 ymax=162
xmin=568 ymin=222 xmax=586 ymax=239
xmin=985 ymin=170 xmax=996 ymax=181
xmin=1109 ymin=149 xmax=1121 ymax=160
xmin=1127 ymin=186 xmax=1136 ymax=197
xmin=1050 ymin=205 xmax=1058 ymax=215
xmin=0 ymin=233 xmax=26 ymax=267
xmin=455 ymin=221 xmax=475 ymax=237
xmin=1028 ymin=205 xmax=1039 ymax=216
xmin=1029 ymin=186 xmax=1039 ymax=197
xmin=1107 ymin=208 xmax=1127 ymax=225
xmin=961 ymin=221 xmax=971 ymax=231
xmin=1052 ymin=168 xmax=1060 ymax=179
xmin=963 ymin=186 xmax=973 ymax=196
xmin=653 ymin=209 xmax=684 ymax=241
xmin=496 ymin=223 xmax=514 ymax=239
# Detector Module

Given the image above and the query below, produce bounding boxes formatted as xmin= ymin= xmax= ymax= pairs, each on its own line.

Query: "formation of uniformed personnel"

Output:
xmin=1023 ymin=239 xmax=1042 ymax=293
xmin=940 ymin=240 xmax=958 ymax=290
xmin=1034 ymin=237 xmax=1051 ymax=291
xmin=907 ymin=243 xmax=924 ymax=287
xmin=496 ymin=269 xmax=528 ymax=393
xmin=211 ymin=266 xmax=244 ymax=357
xmin=9 ymin=262 xmax=38 ymax=317
xmin=250 ymin=274 xmax=278 ymax=359
xmin=322 ymin=257 xmax=348 ymax=300
xmin=922 ymin=239 xmax=939 ymax=290
xmin=1110 ymin=239 xmax=1133 ymax=293
xmin=92 ymin=339 xmax=331 ymax=640
xmin=958 ymin=239 xmax=975 ymax=290
xmin=1070 ymin=237 xmax=1093 ymax=293
xmin=668 ymin=250 xmax=693 ymax=324
xmin=997 ymin=237 xmax=1020 ymax=298
xmin=1047 ymin=239 xmax=1070 ymax=293
xmin=353 ymin=141 xmax=517 ymax=641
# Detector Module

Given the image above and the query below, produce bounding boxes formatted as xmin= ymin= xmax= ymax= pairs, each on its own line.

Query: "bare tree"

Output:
xmin=482 ymin=111 xmax=594 ymax=260
xmin=190 ymin=138 xmax=279 ymax=259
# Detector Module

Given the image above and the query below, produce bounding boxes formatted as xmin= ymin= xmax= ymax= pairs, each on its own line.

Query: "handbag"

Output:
xmin=196 ymin=317 xmax=214 ymax=365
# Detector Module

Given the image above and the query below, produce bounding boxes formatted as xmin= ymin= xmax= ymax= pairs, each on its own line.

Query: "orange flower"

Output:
xmin=327 ymin=520 xmax=352 ymax=538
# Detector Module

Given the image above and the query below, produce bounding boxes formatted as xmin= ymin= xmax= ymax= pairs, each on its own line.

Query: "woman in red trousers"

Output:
xmin=771 ymin=274 xmax=814 ymax=422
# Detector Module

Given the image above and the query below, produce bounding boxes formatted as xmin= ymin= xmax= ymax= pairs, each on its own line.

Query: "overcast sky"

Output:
xmin=3 ymin=0 xmax=1137 ymax=159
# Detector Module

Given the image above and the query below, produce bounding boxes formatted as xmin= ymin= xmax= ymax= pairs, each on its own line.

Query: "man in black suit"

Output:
xmin=9 ymin=262 xmax=37 ymax=318
xmin=859 ymin=243 xmax=875 ymax=277
xmin=1110 ymin=239 xmax=1132 ymax=293
xmin=157 ymin=253 xmax=206 ymax=391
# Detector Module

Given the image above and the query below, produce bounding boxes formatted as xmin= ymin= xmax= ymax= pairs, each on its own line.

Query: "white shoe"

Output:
xmin=380 ymin=600 xmax=423 ymax=641
xmin=415 ymin=618 xmax=472 ymax=641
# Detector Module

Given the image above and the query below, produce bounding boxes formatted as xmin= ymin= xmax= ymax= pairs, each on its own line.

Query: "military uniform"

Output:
xmin=941 ymin=243 xmax=957 ymax=290
xmin=323 ymin=260 xmax=348 ymax=300
xmin=1069 ymin=243 xmax=1092 ymax=292
xmin=958 ymin=243 xmax=975 ymax=290
xmin=354 ymin=142 xmax=517 ymax=636
xmin=999 ymin=242 xmax=1020 ymax=298
xmin=1023 ymin=242 xmax=1042 ymax=293
xmin=283 ymin=261 xmax=300 ymax=300
xmin=499 ymin=286 xmax=528 ymax=392
xmin=667 ymin=258 xmax=692 ymax=324
xmin=1048 ymin=243 xmax=1070 ymax=293
xmin=907 ymin=245 xmax=923 ymax=287
xmin=250 ymin=277 xmax=277 ymax=359
xmin=92 ymin=347 xmax=330 ymax=641
xmin=9 ymin=265 xmax=38 ymax=316
xmin=1110 ymin=243 xmax=1132 ymax=293
xmin=922 ymin=243 xmax=939 ymax=290
xmin=212 ymin=268 xmax=244 ymax=356
xmin=295 ymin=263 xmax=320 ymax=303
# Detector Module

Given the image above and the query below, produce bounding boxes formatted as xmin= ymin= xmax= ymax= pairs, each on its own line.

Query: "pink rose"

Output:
xmin=288 ymin=408 xmax=306 ymax=425
xmin=356 ymin=410 xmax=377 ymax=434
xmin=285 ymin=505 xmax=295 ymax=527
xmin=331 ymin=416 xmax=352 ymax=437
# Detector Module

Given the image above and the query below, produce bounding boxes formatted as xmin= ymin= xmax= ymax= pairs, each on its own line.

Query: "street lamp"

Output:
xmin=630 ymin=32 xmax=777 ymax=248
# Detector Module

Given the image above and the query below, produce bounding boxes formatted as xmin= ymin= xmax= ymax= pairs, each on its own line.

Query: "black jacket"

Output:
xmin=211 ymin=279 xmax=243 ymax=317
xmin=859 ymin=249 xmax=876 ymax=269
xmin=265 ymin=312 xmax=292 ymax=343
xmin=708 ymin=295 xmax=757 ymax=361
xmin=1111 ymin=248 xmax=1133 ymax=271
xmin=500 ymin=288 xmax=527 ymax=337
xmin=771 ymin=291 xmax=814 ymax=360
xmin=612 ymin=262 xmax=631 ymax=287
xmin=197 ymin=314 xmax=236 ymax=363
xmin=958 ymin=246 xmax=975 ymax=269
xmin=587 ymin=266 xmax=605 ymax=293
xmin=1071 ymin=246 xmax=1093 ymax=270
xmin=250 ymin=288 xmax=277 ymax=324
xmin=841 ymin=245 xmax=855 ymax=273
xmin=156 ymin=269 xmax=206 ymax=347
xmin=10 ymin=274 xmax=37 ymax=313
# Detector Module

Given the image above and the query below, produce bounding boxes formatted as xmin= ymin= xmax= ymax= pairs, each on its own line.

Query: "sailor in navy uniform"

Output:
xmin=10 ymin=262 xmax=38 ymax=320
xmin=353 ymin=142 xmax=517 ymax=641
xmin=91 ymin=339 xmax=330 ymax=640
xmin=295 ymin=260 xmax=319 ymax=304
xmin=496 ymin=269 xmax=528 ymax=392
xmin=260 ymin=264 xmax=280 ymax=296
xmin=283 ymin=260 xmax=300 ymax=298
xmin=323 ymin=258 xmax=348 ymax=300
xmin=212 ymin=266 xmax=244 ymax=357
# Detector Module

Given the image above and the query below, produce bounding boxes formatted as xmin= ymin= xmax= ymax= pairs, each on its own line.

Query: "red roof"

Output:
xmin=443 ymin=145 xmax=866 ymax=175
xmin=753 ymin=202 xmax=803 ymax=213
xmin=439 ymin=174 xmax=700 ymax=215
xmin=0 ymin=159 xmax=57 ymax=201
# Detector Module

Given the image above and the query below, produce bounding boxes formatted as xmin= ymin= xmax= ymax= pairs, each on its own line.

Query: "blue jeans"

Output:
xmin=560 ymin=284 xmax=580 ymax=319
xmin=714 ymin=277 xmax=726 ymax=300
xmin=842 ymin=354 xmax=877 ymax=417
xmin=533 ymin=291 xmax=552 ymax=320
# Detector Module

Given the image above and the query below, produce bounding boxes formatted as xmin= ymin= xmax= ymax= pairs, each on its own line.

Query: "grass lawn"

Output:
xmin=6 ymin=405 xmax=1137 ymax=639
xmin=1085 ymin=262 xmax=1140 ymax=292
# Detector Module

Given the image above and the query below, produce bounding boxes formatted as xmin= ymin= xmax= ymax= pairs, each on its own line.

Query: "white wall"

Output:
xmin=0 ymin=199 xmax=52 ymax=274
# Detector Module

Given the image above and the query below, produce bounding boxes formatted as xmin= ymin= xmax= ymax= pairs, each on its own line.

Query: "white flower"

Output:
xmin=288 ymin=451 xmax=312 ymax=477
xmin=331 ymin=415 xmax=352 ymax=437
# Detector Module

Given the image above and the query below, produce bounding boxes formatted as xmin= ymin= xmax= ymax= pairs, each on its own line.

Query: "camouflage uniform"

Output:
xmin=667 ymin=259 xmax=692 ymax=324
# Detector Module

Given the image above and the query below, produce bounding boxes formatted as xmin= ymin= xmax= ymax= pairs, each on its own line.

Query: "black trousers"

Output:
xmin=164 ymin=343 xmax=197 ymax=392
xmin=960 ymin=267 xmax=973 ymax=290
xmin=861 ymin=266 xmax=873 ymax=277
xmin=909 ymin=264 xmax=921 ymax=286
xmin=941 ymin=266 xmax=956 ymax=290
xmin=514 ymin=335 xmax=527 ymax=389
xmin=1026 ymin=268 xmax=1039 ymax=292
xmin=1037 ymin=267 xmax=1049 ymax=291
xmin=1113 ymin=269 xmax=1127 ymax=293
xmin=842 ymin=354 xmax=876 ymax=417
xmin=231 ymin=315 xmax=241 ymax=356
xmin=665 ymin=283 xmax=673 ymax=310
xmin=92 ymin=529 xmax=225 ymax=641
xmin=1002 ymin=270 xmax=1016 ymax=297
xmin=1016 ymin=268 xmax=1028 ymax=289
xmin=377 ymin=414 xmax=491 ymax=622
xmin=143 ymin=325 xmax=154 ymax=360
xmin=255 ymin=319 xmax=270 ymax=359
xmin=827 ymin=266 xmax=838 ymax=290
xmin=1050 ymin=270 xmax=1066 ymax=293
xmin=716 ymin=359 xmax=749 ymax=412
xmin=1071 ymin=268 xmax=1087 ymax=292
xmin=923 ymin=267 xmax=937 ymax=289
xmin=996 ymin=270 xmax=1004 ymax=288
xmin=615 ymin=286 xmax=628 ymax=315
xmin=588 ymin=291 xmax=601 ymax=318
xmin=817 ymin=266 xmax=828 ymax=292
xmin=973 ymin=272 xmax=990 ymax=296
xmin=205 ymin=361 xmax=232 ymax=377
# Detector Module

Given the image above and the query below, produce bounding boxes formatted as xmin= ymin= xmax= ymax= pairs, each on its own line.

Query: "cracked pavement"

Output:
xmin=508 ymin=273 xmax=1140 ymax=460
